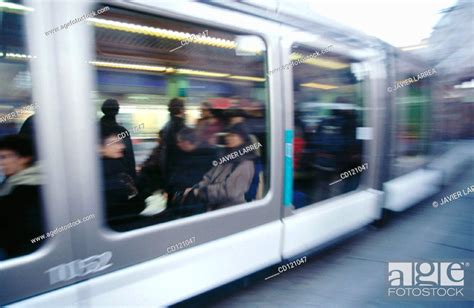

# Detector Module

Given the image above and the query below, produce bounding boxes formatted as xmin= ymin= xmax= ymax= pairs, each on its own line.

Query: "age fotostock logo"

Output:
xmin=387 ymin=262 xmax=469 ymax=298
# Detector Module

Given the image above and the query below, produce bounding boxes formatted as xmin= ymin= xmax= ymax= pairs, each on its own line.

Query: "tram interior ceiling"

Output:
xmin=0 ymin=0 xmax=473 ymax=307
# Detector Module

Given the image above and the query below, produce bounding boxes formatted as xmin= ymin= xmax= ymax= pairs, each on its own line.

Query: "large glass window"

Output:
xmin=0 ymin=2 xmax=45 ymax=260
xmin=291 ymin=44 xmax=367 ymax=209
xmin=90 ymin=6 xmax=270 ymax=231
xmin=391 ymin=60 xmax=431 ymax=177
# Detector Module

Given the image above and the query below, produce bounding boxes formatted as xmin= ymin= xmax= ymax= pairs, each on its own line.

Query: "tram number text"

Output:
xmin=278 ymin=256 xmax=307 ymax=273
xmin=45 ymin=251 xmax=113 ymax=285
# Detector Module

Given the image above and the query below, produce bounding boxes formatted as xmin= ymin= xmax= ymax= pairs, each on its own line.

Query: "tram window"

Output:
xmin=90 ymin=6 xmax=269 ymax=231
xmin=0 ymin=3 xmax=45 ymax=260
xmin=290 ymin=44 xmax=367 ymax=209
xmin=392 ymin=64 xmax=431 ymax=177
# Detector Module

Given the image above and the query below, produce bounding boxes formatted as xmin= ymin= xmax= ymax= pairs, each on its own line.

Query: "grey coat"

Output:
xmin=197 ymin=154 xmax=255 ymax=210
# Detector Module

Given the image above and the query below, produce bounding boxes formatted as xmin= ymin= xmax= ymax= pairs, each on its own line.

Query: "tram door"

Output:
xmin=279 ymin=36 xmax=383 ymax=258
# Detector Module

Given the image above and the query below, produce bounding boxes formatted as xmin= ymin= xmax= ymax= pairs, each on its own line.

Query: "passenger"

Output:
xmin=0 ymin=134 xmax=43 ymax=259
xmin=244 ymin=101 xmax=267 ymax=165
xmin=169 ymin=128 xmax=216 ymax=217
xmin=158 ymin=98 xmax=187 ymax=180
xmin=310 ymin=99 xmax=356 ymax=200
xmin=19 ymin=108 xmax=37 ymax=150
xmin=19 ymin=114 xmax=35 ymax=137
xmin=196 ymin=102 xmax=223 ymax=145
xmin=135 ymin=131 xmax=165 ymax=203
xmin=99 ymin=126 xmax=144 ymax=221
xmin=99 ymin=99 xmax=136 ymax=179
xmin=225 ymin=108 xmax=246 ymax=126
xmin=182 ymin=123 xmax=256 ymax=211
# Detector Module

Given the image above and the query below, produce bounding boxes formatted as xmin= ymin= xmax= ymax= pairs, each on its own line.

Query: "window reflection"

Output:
xmin=292 ymin=44 xmax=366 ymax=208
xmin=392 ymin=62 xmax=431 ymax=177
xmin=0 ymin=3 xmax=45 ymax=260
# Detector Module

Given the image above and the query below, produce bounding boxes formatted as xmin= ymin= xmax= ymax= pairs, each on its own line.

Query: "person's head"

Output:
xmin=224 ymin=124 xmax=249 ymax=148
xmin=0 ymin=134 xmax=35 ymax=177
xmin=99 ymin=127 xmax=125 ymax=159
xmin=168 ymin=98 xmax=185 ymax=117
xmin=177 ymin=128 xmax=200 ymax=152
xmin=225 ymin=108 xmax=246 ymax=125
xmin=101 ymin=99 xmax=120 ymax=117
xmin=200 ymin=102 xmax=212 ymax=118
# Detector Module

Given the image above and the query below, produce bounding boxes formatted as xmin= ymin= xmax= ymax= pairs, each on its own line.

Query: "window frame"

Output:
xmin=52 ymin=0 xmax=285 ymax=289
xmin=0 ymin=1 xmax=84 ymax=305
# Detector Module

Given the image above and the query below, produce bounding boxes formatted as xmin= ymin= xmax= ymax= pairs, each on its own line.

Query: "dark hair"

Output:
xmin=177 ymin=127 xmax=199 ymax=144
xmin=0 ymin=134 xmax=35 ymax=159
xmin=168 ymin=98 xmax=185 ymax=116
xmin=224 ymin=123 xmax=251 ymax=143
xmin=101 ymin=99 xmax=119 ymax=116
xmin=224 ymin=108 xmax=246 ymax=118
xmin=99 ymin=125 xmax=123 ymax=145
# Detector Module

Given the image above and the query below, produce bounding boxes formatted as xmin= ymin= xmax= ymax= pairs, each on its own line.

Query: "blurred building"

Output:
xmin=429 ymin=0 xmax=474 ymax=87
xmin=428 ymin=0 xmax=474 ymax=141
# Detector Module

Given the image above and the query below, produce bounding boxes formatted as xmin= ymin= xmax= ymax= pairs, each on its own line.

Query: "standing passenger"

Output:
xmin=99 ymin=127 xmax=144 ymax=221
xmin=99 ymin=99 xmax=136 ymax=179
xmin=196 ymin=102 xmax=223 ymax=145
xmin=159 ymin=98 xmax=186 ymax=180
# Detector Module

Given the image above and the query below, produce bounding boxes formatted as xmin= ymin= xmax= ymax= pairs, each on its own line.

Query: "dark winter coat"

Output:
xmin=159 ymin=115 xmax=186 ymax=180
xmin=100 ymin=116 xmax=137 ymax=179
xmin=168 ymin=146 xmax=217 ymax=195
xmin=0 ymin=165 xmax=43 ymax=259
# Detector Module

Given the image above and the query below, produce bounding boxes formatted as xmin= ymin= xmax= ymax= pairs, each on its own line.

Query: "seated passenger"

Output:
xmin=99 ymin=127 xmax=144 ymax=221
xmin=135 ymin=131 xmax=165 ymax=203
xmin=0 ymin=134 xmax=43 ymax=259
xmin=183 ymin=124 xmax=257 ymax=211
xmin=168 ymin=128 xmax=216 ymax=217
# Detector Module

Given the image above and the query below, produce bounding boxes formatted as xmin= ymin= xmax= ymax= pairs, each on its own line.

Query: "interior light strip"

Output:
xmin=0 ymin=1 xmax=34 ymax=12
xmin=90 ymin=61 xmax=167 ymax=72
xmin=176 ymin=68 xmax=230 ymax=78
xmin=291 ymin=53 xmax=349 ymax=70
xmin=4 ymin=53 xmax=36 ymax=59
xmin=301 ymin=82 xmax=339 ymax=90
xmin=90 ymin=60 xmax=265 ymax=82
xmin=88 ymin=18 xmax=236 ymax=49
xmin=228 ymin=75 xmax=266 ymax=82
